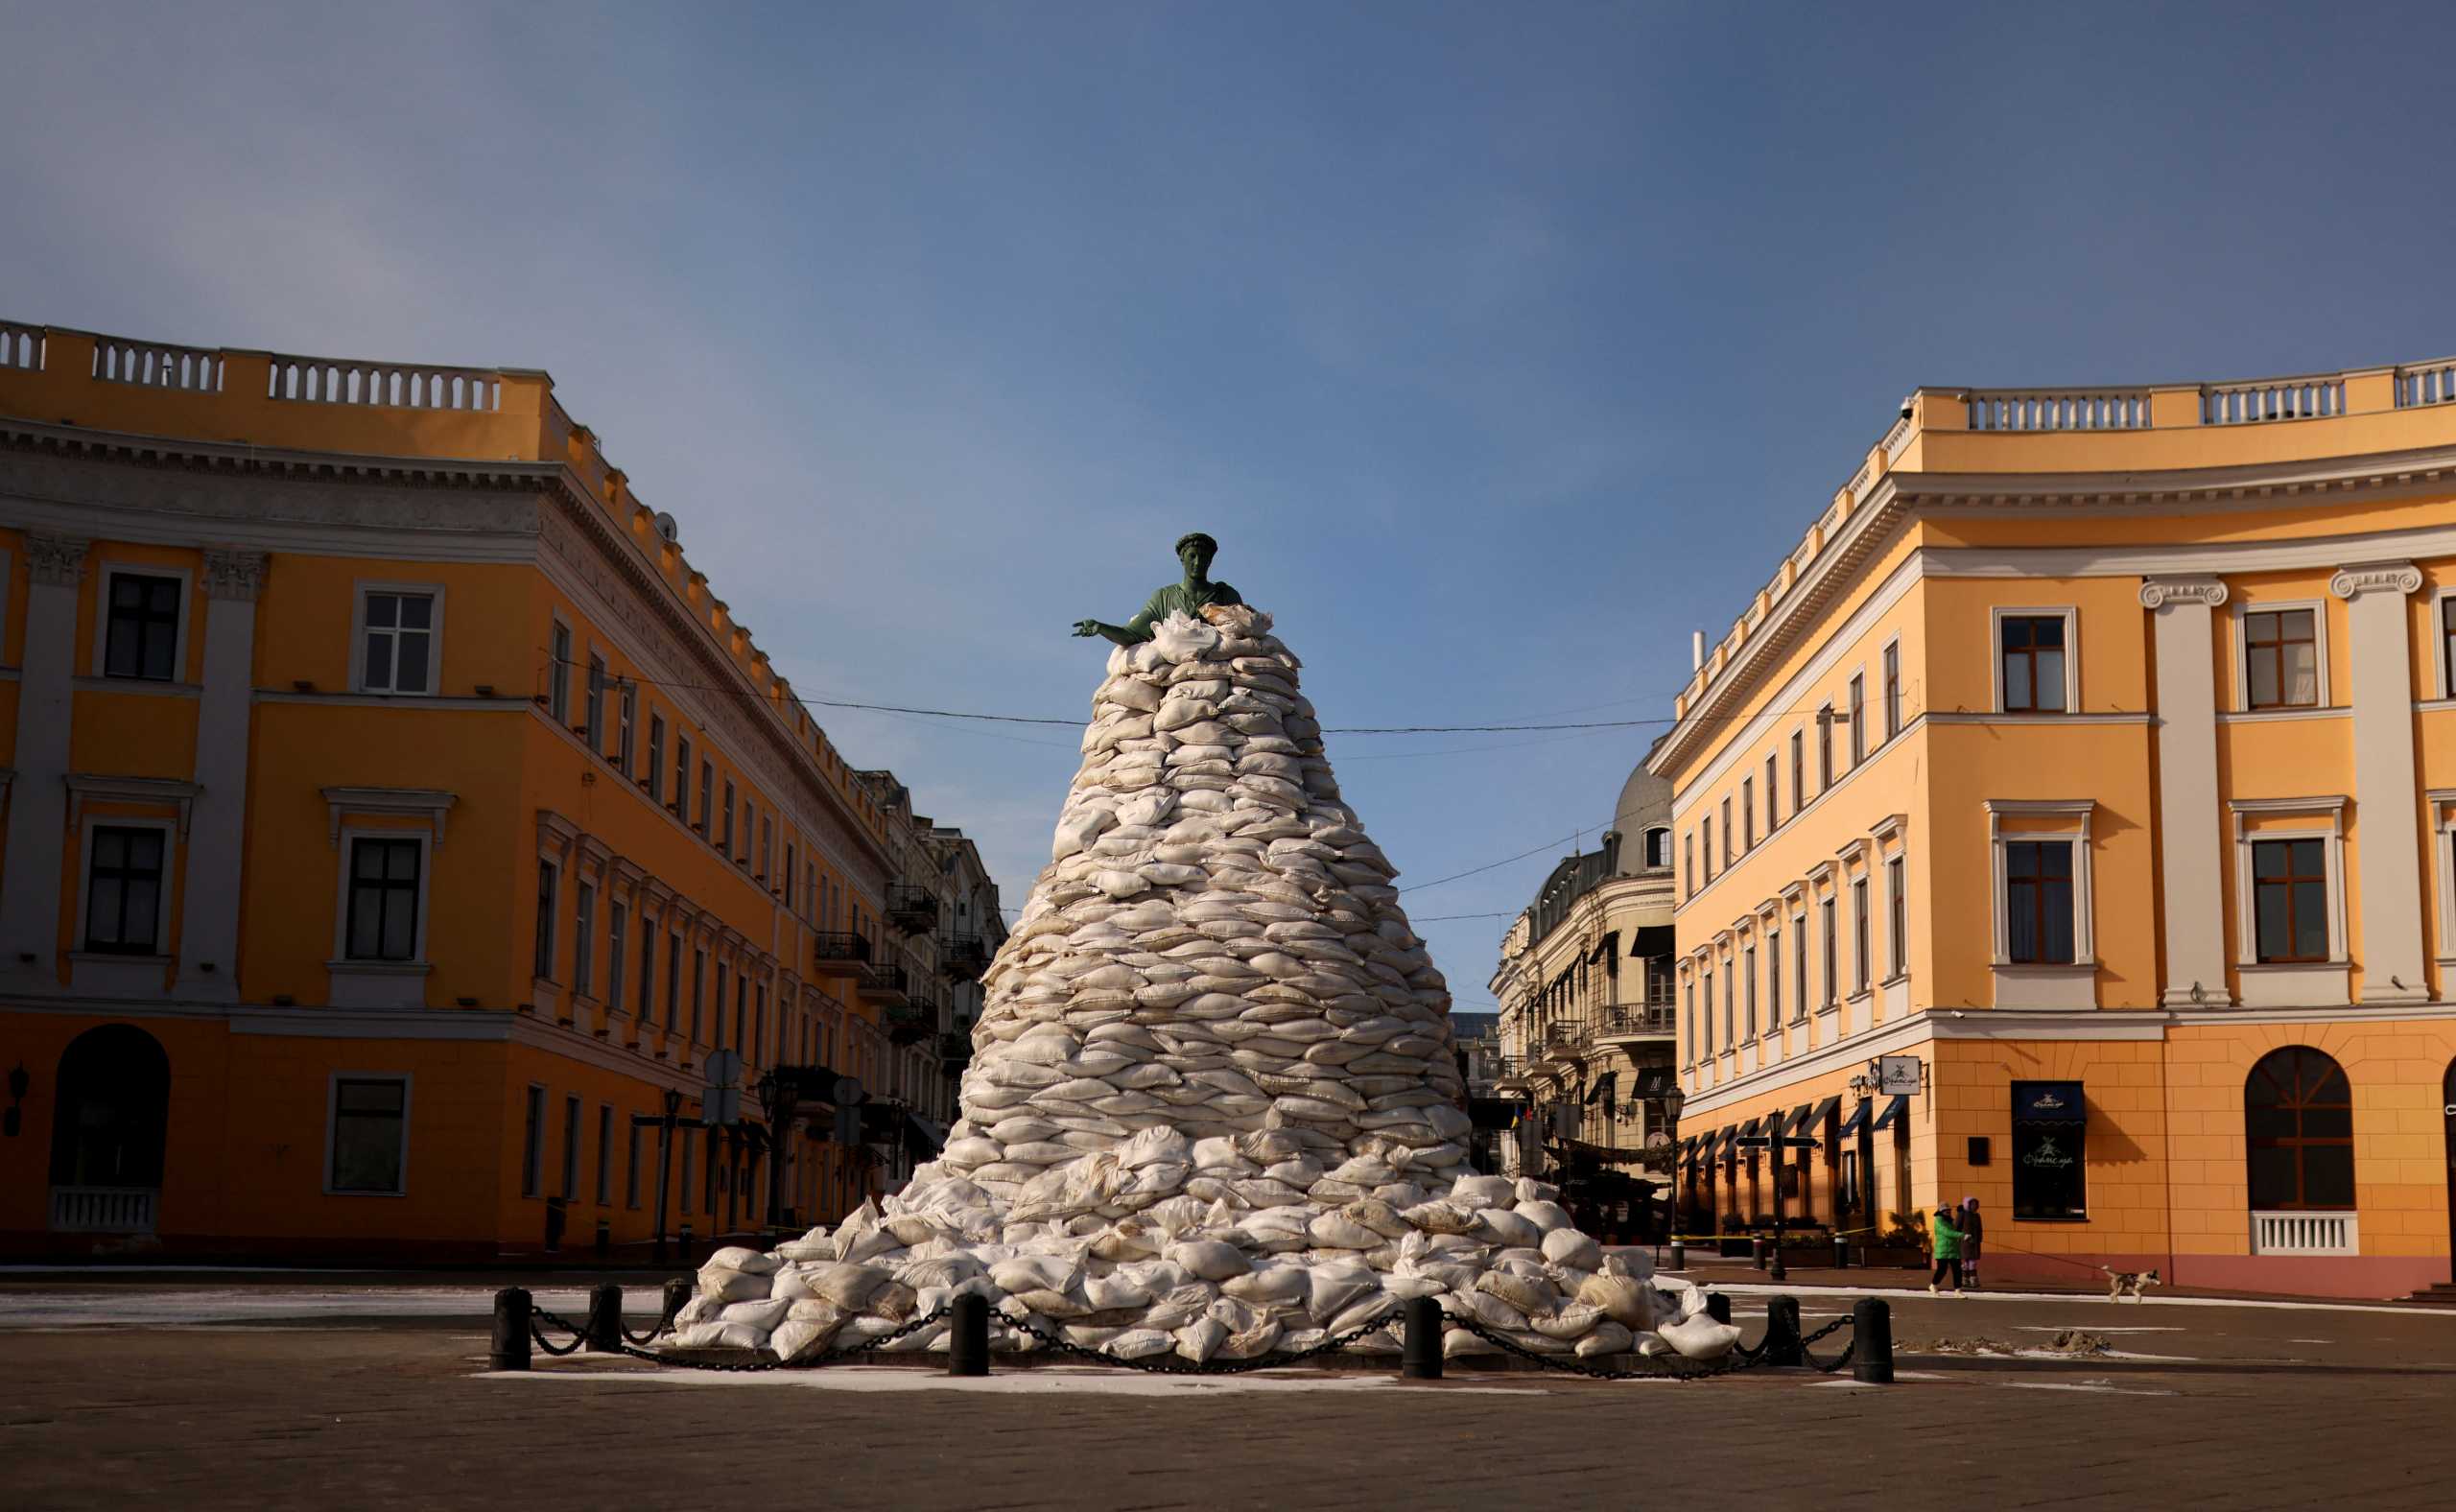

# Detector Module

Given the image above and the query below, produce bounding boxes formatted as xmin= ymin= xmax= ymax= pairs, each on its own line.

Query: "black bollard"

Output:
xmin=490 ymin=1287 xmax=533 ymax=1371
xmin=949 ymin=1292 xmax=991 ymax=1377
xmin=661 ymin=1276 xmax=693 ymax=1333
xmin=1751 ymin=1235 xmax=1766 ymax=1270
xmin=1832 ymin=1233 xmax=1850 ymax=1270
xmin=1668 ymin=1240 xmax=1686 ymax=1270
xmin=584 ymin=1283 xmax=624 ymax=1352
xmin=1853 ymin=1297 xmax=1894 ymax=1384
xmin=1401 ymin=1295 xmax=1443 ymax=1381
xmin=1704 ymin=1291 xmax=1732 ymax=1325
xmin=1762 ymin=1295 xmax=1805 ymax=1367
xmin=1769 ymin=1241 xmax=1788 ymax=1283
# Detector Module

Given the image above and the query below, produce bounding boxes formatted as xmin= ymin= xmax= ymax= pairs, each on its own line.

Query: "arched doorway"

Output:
xmin=2246 ymin=1045 xmax=2356 ymax=1255
xmin=48 ymin=1024 xmax=169 ymax=1234
xmin=2443 ymin=1061 xmax=2456 ymax=1284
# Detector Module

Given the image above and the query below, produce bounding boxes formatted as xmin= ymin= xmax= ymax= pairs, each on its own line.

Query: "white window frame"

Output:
xmin=330 ymin=827 xmax=436 ymax=966
xmin=2428 ymin=790 xmax=2456 ymax=966
xmin=2230 ymin=598 xmax=2331 ymax=714
xmin=584 ymin=647 xmax=608 ymax=751
xmin=91 ymin=561 xmax=193 ymax=683
xmin=1881 ymin=634 xmax=1902 ymax=741
xmin=74 ymin=815 xmax=177 ymax=957
xmin=349 ymin=581 xmax=446 ymax=696
xmin=1990 ymin=605 xmax=2079 ymax=716
xmin=2433 ymin=589 xmax=2456 ymax=703
xmin=547 ymin=614 xmax=574 ymax=724
xmin=2230 ymin=795 xmax=2350 ymax=1007
xmin=1643 ymin=826 xmax=1671 ymax=871
xmin=1984 ymin=798 xmax=2097 ymax=1008
xmin=323 ymin=1071 xmax=413 ymax=1197
xmin=1847 ymin=667 xmax=1867 ymax=765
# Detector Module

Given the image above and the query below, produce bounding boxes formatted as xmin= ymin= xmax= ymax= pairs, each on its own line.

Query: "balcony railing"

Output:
xmin=935 ymin=1030 xmax=972 ymax=1064
xmin=810 ymin=932 xmax=870 ymax=979
xmin=940 ymin=933 xmax=989 ymax=981
xmin=1966 ymin=389 xmax=2149 ymax=432
xmin=1597 ymin=1004 xmax=1677 ymax=1039
xmin=0 ymin=319 xmax=43 ymax=371
xmin=266 ymin=352 xmax=502 ymax=411
xmin=51 ymin=1186 xmax=157 ymax=1234
xmin=858 ymin=962 xmax=909 ymax=1004
xmin=93 ymin=333 xmax=224 ymax=392
xmin=886 ymin=883 xmax=939 ymax=934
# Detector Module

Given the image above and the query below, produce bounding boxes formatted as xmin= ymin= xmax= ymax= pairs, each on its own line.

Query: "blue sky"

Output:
xmin=10 ymin=2 xmax=2455 ymax=1007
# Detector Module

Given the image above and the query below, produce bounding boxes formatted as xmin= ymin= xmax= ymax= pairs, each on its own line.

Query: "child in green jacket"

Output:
xmin=1928 ymin=1205 xmax=1965 ymax=1293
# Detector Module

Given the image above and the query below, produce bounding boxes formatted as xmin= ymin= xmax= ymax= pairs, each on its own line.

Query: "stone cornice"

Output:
xmin=2328 ymin=560 xmax=2422 ymax=601
xmin=2137 ymin=575 xmax=2228 ymax=608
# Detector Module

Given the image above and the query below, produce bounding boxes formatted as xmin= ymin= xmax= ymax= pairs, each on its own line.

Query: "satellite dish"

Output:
xmin=653 ymin=510 xmax=679 ymax=543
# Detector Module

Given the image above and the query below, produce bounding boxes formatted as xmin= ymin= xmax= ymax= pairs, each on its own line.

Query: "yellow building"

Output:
xmin=0 ymin=319 xmax=997 ymax=1261
xmin=1657 ymin=356 xmax=2456 ymax=1297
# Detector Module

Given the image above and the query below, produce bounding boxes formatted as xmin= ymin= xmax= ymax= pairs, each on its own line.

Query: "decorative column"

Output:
xmin=0 ymin=533 xmax=87 ymax=987
xmin=2140 ymin=577 xmax=2232 ymax=1006
xmin=2329 ymin=561 xmax=2431 ymax=1004
xmin=175 ymin=549 xmax=266 ymax=1001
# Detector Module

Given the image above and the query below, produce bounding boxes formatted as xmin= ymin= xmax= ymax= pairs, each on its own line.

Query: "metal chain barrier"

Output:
xmin=529 ymin=1307 xmax=590 ymax=1358
xmin=1799 ymin=1315 xmax=1854 ymax=1374
xmin=1429 ymin=1307 xmax=1856 ymax=1382
xmin=991 ymin=1304 xmax=1401 ymax=1376
xmin=595 ymin=1305 xmax=960 ymax=1373
xmin=621 ymin=1291 xmax=687 ymax=1347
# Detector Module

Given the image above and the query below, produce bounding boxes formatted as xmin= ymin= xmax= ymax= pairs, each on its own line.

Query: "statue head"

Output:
xmin=1174 ymin=532 xmax=1218 ymax=576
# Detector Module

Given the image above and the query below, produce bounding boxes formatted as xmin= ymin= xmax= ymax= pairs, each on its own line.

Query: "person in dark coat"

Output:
xmin=1959 ymin=1197 xmax=1985 ymax=1289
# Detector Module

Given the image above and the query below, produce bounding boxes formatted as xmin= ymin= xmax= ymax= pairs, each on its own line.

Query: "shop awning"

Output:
xmin=1869 ymin=1095 xmax=1909 ymax=1133
xmin=1629 ymin=925 xmax=1676 ymax=959
xmin=1790 ymin=1095 xmax=1841 ymax=1135
xmin=1583 ymin=1071 xmax=1618 ymax=1105
xmin=2014 ymin=1080 xmax=2086 ymax=1123
xmin=1589 ymin=931 xmax=1619 ymax=964
xmin=1838 ymin=1099 xmax=1873 ymax=1138
xmin=1712 ymin=1125 xmax=1738 ymax=1157
xmin=904 ymin=1112 xmax=945 ymax=1158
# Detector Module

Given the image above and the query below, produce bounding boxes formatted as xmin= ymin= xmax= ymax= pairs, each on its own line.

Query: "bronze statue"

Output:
xmin=1072 ymin=532 xmax=1244 ymax=646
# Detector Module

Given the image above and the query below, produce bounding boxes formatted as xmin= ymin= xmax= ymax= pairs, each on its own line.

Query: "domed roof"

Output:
xmin=1614 ymin=754 xmax=1671 ymax=837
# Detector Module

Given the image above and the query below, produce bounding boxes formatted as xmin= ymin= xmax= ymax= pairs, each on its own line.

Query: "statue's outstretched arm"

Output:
xmin=1072 ymin=591 xmax=1167 ymax=646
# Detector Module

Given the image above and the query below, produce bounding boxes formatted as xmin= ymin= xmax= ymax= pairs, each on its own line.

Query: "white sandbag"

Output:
xmin=719 ymin=1297 xmax=793 ymax=1332
xmin=798 ymin=1262 xmax=893 ymax=1311
xmin=697 ymin=1267 xmax=771 ymax=1304
xmin=1515 ymin=1200 xmax=1573 ymax=1234
xmin=1659 ymin=1312 xmax=1744 ymax=1359
xmin=707 ymin=1246 xmax=781 ymax=1275
xmin=1442 ymin=1327 xmax=1500 ymax=1358
xmin=1143 ymin=1281 xmax=1220 ymax=1330
xmin=1541 ymin=1227 xmax=1603 ymax=1271
xmin=1449 ymin=1174 xmax=1516 ymax=1210
xmin=1400 ymin=1200 xmax=1481 ymax=1235
xmin=1221 ymin=1265 xmax=1311 ymax=1308
xmin=769 ymin=1316 xmax=845 ymax=1360
xmin=1169 ymin=1240 xmax=1251 ymax=1281
xmin=1476 ymin=1270 xmax=1558 ymax=1318
xmin=1575 ymin=1272 xmax=1658 ymax=1330
xmin=1476 ymin=1209 xmax=1542 ymax=1248
xmin=1106 ymin=1328 xmax=1178 ymax=1359
xmin=1574 ymin=1322 xmax=1637 ymax=1358
xmin=1174 ymin=1316 xmax=1230 ymax=1363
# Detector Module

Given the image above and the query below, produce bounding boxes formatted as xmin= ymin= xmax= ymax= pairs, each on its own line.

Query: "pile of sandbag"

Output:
xmin=661 ymin=604 xmax=1738 ymax=1366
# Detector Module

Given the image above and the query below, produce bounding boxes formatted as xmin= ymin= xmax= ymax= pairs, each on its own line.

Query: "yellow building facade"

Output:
xmin=0 ymin=320 xmax=997 ymax=1261
xmin=1658 ymin=358 xmax=2456 ymax=1297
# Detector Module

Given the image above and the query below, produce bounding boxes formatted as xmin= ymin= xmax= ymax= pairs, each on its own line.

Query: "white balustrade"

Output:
xmin=50 ymin=1185 xmax=159 ymax=1234
xmin=267 ymin=355 xmax=502 ymax=412
xmin=1966 ymin=390 xmax=2150 ymax=431
xmin=2396 ymin=360 xmax=2456 ymax=408
xmin=91 ymin=334 xmax=224 ymax=391
xmin=2249 ymin=1209 xmax=2357 ymax=1256
xmin=0 ymin=319 xmax=43 ymax=371
xmin=2202 ymin=376 xmax=2344 ymax=425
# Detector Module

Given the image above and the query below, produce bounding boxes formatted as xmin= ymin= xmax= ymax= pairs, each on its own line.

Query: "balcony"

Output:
xmin=941 ymin=933 xmax=989 ymax=981
xmin=935 ymin=1030 xmax=972 ymax=1067
xmin=884 ymin=999 xmax=930 ymax=1046
xmin=886 ymin=884 xmax=939 ymax=935
xmin=51 ymin=1186 xmax=158 ymax=1234
xmin=810 ymin=932 xmax=870 ymax=979
xmin=1537 ymin=1027 xmax=1589 ymax=1065
xmin=858 ymin=962 xmax=909 ymax=1005
xmin=1596 ymin=1004 xmax=1677 ymax=1043
xmin=2251 ymin=1210 xmax=2358 ymax=1257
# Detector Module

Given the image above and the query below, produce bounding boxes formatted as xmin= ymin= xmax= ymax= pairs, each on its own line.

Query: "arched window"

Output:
xmin=1643 ymin=827 xmax=1671 ymax=869
xmin=2245 ymin=1046 xmax=2353 ymax=1210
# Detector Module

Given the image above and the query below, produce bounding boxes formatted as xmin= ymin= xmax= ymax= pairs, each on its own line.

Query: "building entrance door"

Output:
xmin=2444 ymin=1061 xmax=2456 ymax=1284
xmin=48 ymin=1024 xmax=170 ymax=1235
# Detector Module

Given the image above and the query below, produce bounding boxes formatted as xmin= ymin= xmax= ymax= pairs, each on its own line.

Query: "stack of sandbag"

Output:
xmin=661 ymin=605 xmax=1736 ymax=1366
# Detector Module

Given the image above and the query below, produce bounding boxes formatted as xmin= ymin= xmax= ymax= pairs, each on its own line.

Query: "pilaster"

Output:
xmin=2140 ymin=577 xmax=2233 ymax=1006
xmin=176 ymin=549 xmax=267 ymax=1000
xmin=2329 ymin=562 xmax=2431 ymax=1004
xmin=0 ymin=533 xmax=87 ymax=985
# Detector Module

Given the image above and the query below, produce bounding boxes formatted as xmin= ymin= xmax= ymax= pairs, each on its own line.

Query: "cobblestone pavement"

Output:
xmin=11 ymin=1288 xmax=2456 ymax=1510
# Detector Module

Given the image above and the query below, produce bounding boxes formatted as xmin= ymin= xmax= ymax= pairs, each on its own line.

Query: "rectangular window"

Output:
xmin=1684 ymin=979 xmax=1695 ymax=1060
xmin=361 ymin=590 xmax=437 ymax=695
xmin=549 ymin=622 xmax=572 ymax=722
xmin=648 ymin=714 xmax=666 ymax=802
xmin=2252 ymin=838 xmax=2329 ymax=963
xmin=1849 ymin=674 xmax=1866 ymax=764
xmin=1852 ymin=875 xmax=1871 ymax=993
xmin=533 ymin=862 xmax=557 ymax=980
xmin=2445 ymin=600 xmax=2456 ymax=698
xmin=1789 ymin=730 xmax=1804 ymax=812
xmin=1764 ymin=755 xmax=1778 ymax=832
xmin=584 ymin=654 xmax=606 ymax=748
xmin=698 ymin=761 xmax=713 ymax=836
xmin=2005 ymin=840 xmax=2076 ymax=965
xmin=754 ymin=983 xmax=768 ymax=1064
xmin=2245 ymin=608 xmax=2319 ymax=710
xmin=1817 ymin=706 xmax=1834 ymax=788
xmin=2011 ymin=1080 xmax=2088 ymax=1221
xmin=1882 ymin=642 xmax=1901 ymax=739
xmin=574 ymin=881 xmax=597 ymax=998
xmin=1741 ymin=779 xmax=1755 ymax=850
xmin=83 ymin=825 xmax=167 ymax=954
xmin=675 ymin=736 xmax=693 ymax=818
xmin=561 ymin=1095 xmax=580 ymax=1200
xmin=691 ymin=949 xmax=706 ymax=1044
xmin=626 ymin=1120 xmax=643 ymax=1209
xmin=2000 ymin=615 xmax=2068 ymax=713
xmin=1821 ymin=896 xmax=1837 ymax=1004
xmin=1702 ymin=970 xmax=1714 ymax=1056
xmin=785 ymin=843 xmax=797 ymax=908
xmin=1721 ymin=960 xmax=1735 ymax=1043
xmin=1702 ymin=817 xmax=1713 ymax=882
xmin=595 ymin=1103 xmax=613 ymax=1205
xmin=104 ymin=571 xmax=181 ymax=680
xmin=1886 ymin=856 xmax=1906 ymax=979
xmin=1684 ymin=833 xmax=1695 ymax=897
xmin=721 ymin=780 xmax=736 ymax=854
xmin=521 ymin=1085 xmax=545 ymax=1197
xmin=328 ymin=1076 xmax=409 ymax=1194
xmin=345 ymin=837 xmax=422 ymax=961
xmin=607 ymin=904 xmax=628 ymax=1012
xmin=1766 ymin=930 xmax=1781 ymax=1023
xmin=734 ymin=974 xmax=748 ymax=1056
xmin=1743 ymin=945 xmax=1758 ymax=1037
xmin=639 ymin=918 xmax=658 ymax=1021
xmin=1720 ymin=799 xmax=1732 ymax=865
xmin=715 ymin=962 xmax=730 ymax=1049
xmin=617 ymin=679 xmax=637 ymax=773
xmin=1791 ymin=910 xmax=1808 ymax=1019
xmin=760 ymin=817 xmax=774 ymax=882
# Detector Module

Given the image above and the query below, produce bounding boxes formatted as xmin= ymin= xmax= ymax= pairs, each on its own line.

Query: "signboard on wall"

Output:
xmin=1877 ymin=1054 xmax=1922 ymax=1096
